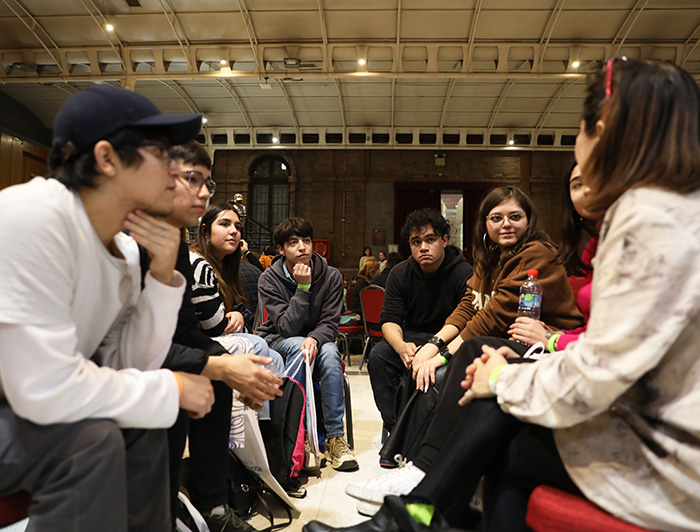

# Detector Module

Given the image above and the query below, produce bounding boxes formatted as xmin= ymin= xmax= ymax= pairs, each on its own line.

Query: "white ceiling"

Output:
xmin=2 ymin=0 xmax=700 ymax=150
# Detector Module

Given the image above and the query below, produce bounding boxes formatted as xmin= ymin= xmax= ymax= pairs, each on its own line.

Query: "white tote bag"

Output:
xmin=302 ymin=349 xmax=320 ymax=458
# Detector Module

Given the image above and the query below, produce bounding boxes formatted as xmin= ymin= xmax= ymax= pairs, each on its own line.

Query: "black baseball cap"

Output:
xmin=52 ymin=84 xmax=202 ymax=155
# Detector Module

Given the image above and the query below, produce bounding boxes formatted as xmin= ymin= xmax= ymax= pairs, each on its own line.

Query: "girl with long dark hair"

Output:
xmin=412 ymin=186 xmax=583 ymax=390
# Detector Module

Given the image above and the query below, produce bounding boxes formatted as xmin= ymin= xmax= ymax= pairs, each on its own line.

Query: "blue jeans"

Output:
xmin=265 ymin=334 xmax=346 ymax=439
xmin=215 ymin=333 xmax=285 ymax=420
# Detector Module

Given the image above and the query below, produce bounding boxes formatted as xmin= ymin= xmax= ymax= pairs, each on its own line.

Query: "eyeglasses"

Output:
xmin=486 ymin=212 xmax=525 ymax=225
xmin=139 ymin=141 xmax=171 ymax=161
xmin=180 ymin=170 xmax=216 ymax=198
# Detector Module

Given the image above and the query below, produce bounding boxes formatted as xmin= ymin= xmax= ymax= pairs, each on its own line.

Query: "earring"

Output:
xmin=483 ymin=232 xmax=489 ymax=248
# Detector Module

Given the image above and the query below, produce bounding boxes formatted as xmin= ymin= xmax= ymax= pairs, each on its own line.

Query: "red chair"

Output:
xmin=358 ymin=285 xmax=385 ymax=370
xmin=526 ymin=486 xmax=653 ymax=532
xmin=0 ymin=491 xmax=31 ymax=527
xmin=337 ymin=286 xmax=365 ymax=366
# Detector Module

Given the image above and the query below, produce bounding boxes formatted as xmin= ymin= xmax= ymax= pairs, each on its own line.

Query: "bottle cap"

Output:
xmin=527 ymin=269 xmax=539 ymax=277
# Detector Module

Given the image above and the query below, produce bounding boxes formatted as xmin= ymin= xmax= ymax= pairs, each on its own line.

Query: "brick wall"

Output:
xmin=212 ymin=149 xmax=575 ymax=271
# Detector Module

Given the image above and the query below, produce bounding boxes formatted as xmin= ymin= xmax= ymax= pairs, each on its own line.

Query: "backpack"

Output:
xmin=227 ymin=450 xmax=292 ymax=532
xmin=380 ymin=365 xmax=448 ymax=465
xmin=258 ymin=377 xmax=306 ymax=492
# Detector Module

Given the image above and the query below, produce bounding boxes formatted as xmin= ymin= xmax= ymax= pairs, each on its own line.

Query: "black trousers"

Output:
xmin=367 ymin=330 xmax=433 ymax=428
xmin=411 ymin=336 xmax=581 ymax=532
xmin=167 ymin=379 xmax=232 ymax=520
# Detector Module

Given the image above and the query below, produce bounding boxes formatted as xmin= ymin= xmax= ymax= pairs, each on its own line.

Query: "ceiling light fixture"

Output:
xmin=220 ymin=59 xmax=227 ymax=65
xmin=105 ymin=23 xmax=114 ymax=31
xmin=202 ymin=117 xmax=208 ymax=124
xmin=358 ymin=58 xmax=366 ymax=66
xmin=571 ymin=60 xmax=580 ymax=68
xmin=272 ymin=136 xmax=279 ymax=144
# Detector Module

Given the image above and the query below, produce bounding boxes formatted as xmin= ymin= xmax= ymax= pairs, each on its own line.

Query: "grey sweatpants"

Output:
xmin=0 ymin=405 xmax=171 ymax=531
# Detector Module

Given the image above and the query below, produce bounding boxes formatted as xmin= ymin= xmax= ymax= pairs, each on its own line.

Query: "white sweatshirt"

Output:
xmin=496 ymin=187 xmax=700 ymax=532
xmin=0 ymin=177 xmax=183 ymax=428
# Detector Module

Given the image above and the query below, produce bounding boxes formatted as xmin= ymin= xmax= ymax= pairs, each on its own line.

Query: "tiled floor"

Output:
xmin=2 ymin=356 xmax=386 ymax=532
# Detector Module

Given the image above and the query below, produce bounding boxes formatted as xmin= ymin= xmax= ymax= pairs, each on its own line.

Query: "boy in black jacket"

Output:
xmin=368 ymin=209 xmax=473 ymax=438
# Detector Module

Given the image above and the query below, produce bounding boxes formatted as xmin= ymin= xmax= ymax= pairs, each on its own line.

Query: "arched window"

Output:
xmin=248 ymin=155 xmax=290 ymax=249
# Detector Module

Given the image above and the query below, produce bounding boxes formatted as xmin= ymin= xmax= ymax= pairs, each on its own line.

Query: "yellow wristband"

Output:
xmin=547 ymin=333 xmax=562 ymax=353
xmin=172 ymin=371 xmax=182 ymax=397
xmin=488 ymin=364 xmax=507 ymax=396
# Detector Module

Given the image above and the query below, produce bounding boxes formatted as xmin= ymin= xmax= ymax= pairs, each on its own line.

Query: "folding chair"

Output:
xmin=358 ymin=284 xmax=385 ymax=370
xmin=526 ymin=486 xmax=653 ymax=532
xmin=0 ymin=492 xmax=31 ymax=527
xmin=337 ymin=286 xmax=366 ymax=366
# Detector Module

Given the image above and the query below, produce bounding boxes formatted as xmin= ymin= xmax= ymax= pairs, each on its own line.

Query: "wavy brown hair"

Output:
xmin=472 ymin=186 xmax=554 ymax=281
xmin=583 ymin=59 xmax=700 ymax=210
xmin=357 ymin=259 xmax=380 ymax=283
xmin=190 ymin=203 xmax=246 ymax=310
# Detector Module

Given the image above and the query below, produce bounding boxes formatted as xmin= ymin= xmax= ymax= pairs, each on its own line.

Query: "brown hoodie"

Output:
xmin=444 ymin=240 xmax=584 ymax=340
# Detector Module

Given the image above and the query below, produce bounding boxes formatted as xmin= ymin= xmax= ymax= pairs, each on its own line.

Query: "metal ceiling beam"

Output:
xmin=534 ymin=78 xmax=576 ymax=140
xmin=680 ymin=18 xmax=700 ymax=65
xmin=236 ymin=0 xmax=265 ymax=75
xmin=390 ymin=78 xmax=396 ymax=128
xmin=158 ymin=79 xmax=201 ymax=115
xmin=215 ymin=78 xmax=253 ymax=131
xmin=611 ymin=0 xmax=649 ymax=57
xmin=438 ymin=79 xmax=456 ymax=130
xmin=393 ymin=0 xmax=402 ymax=73
xmin=334 ymin=78 xmax=346 ymax=129
xmin=464 ymin=0 xmax=483 ymax=72
xmin=1 ymin=0 xmax=65 ymax=75
xmin=536 ymin=0 xmax=566 ymax=72
xmin=0 ymin=69 xmax=604 ymax=84
xmin=317 ymin=0 xmax=331 ymax=72
xmin=157 ymin=0 xmax=193 ymax=72
xmin=485 ymin=79 xmax=516 ymax=139
xmin=78 ymin=0 xmax=126 ymax=71
xmin=274 ymin=79 xmax=299 ymax=130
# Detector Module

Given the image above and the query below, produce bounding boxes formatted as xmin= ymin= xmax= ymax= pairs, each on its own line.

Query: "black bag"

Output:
xmin=227 ymin=450 xmax=292 ymax=532
xmin=258 ymin=377 xmax=305 ymax=492
xmin=380 ymin=365 xmax=448 ymax=464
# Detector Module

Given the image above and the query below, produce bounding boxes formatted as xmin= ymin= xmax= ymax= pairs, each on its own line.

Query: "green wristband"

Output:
xmin=437 ymin=354 xmax=448 ymax=365
xmin=547 ymin=333 xmax=562 ymax=353
xmin=297 ymin=284 xmax=310 ymax=290
xmin=488 ymin=364 xmax=507 ymax=395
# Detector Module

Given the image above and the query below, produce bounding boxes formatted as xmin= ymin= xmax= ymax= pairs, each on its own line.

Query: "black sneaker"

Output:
xmin=204 ymin=505 xmax=257 ymax=532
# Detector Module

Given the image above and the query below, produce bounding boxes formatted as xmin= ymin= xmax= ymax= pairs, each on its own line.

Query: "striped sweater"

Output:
xmin=189 ymin=251 xmax=253 ymax=336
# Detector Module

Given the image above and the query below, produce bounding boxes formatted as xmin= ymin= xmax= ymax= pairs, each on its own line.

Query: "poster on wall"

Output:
xmin=372 ymin=228 xmax=386 ymax=246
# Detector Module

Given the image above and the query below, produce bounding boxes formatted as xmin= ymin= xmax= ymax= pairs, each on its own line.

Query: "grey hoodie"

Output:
xmin=256 ymin=252 xmax=343 ymax=347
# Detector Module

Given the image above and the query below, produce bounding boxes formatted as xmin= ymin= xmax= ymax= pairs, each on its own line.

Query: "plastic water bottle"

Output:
xmin=517 ymin=269 xmax=543 ymax=320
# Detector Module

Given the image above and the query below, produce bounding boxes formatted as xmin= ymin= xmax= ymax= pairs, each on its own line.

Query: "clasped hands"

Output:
xmin=458 ymin=345 xmax=512 ymax=406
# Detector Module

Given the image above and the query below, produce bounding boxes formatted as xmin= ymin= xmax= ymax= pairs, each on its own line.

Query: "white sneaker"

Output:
xmin=356 ymin=500 xmax=382 ymax=517
xmin=345 ymin=462 xmax=425 ymax=504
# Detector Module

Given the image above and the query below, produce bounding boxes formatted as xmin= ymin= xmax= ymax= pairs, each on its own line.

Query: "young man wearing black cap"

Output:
xmin=0 ymin=85 xmax=213 ymax=531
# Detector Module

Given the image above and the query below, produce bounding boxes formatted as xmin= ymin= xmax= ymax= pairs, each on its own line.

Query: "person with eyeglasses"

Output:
xmin=313 ymin=58 xmax=700 ymax=532
xmin=0 ymin=85 xmax=216 ymax=531
xmin=135 ymin=140 xmax=282 ymax=532
xmin=411 ymin=186 xmax=583 ymax=393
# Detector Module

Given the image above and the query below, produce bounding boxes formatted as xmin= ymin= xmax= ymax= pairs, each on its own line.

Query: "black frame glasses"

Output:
xmin=181 ymin=170 xmax=216 ymax=198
